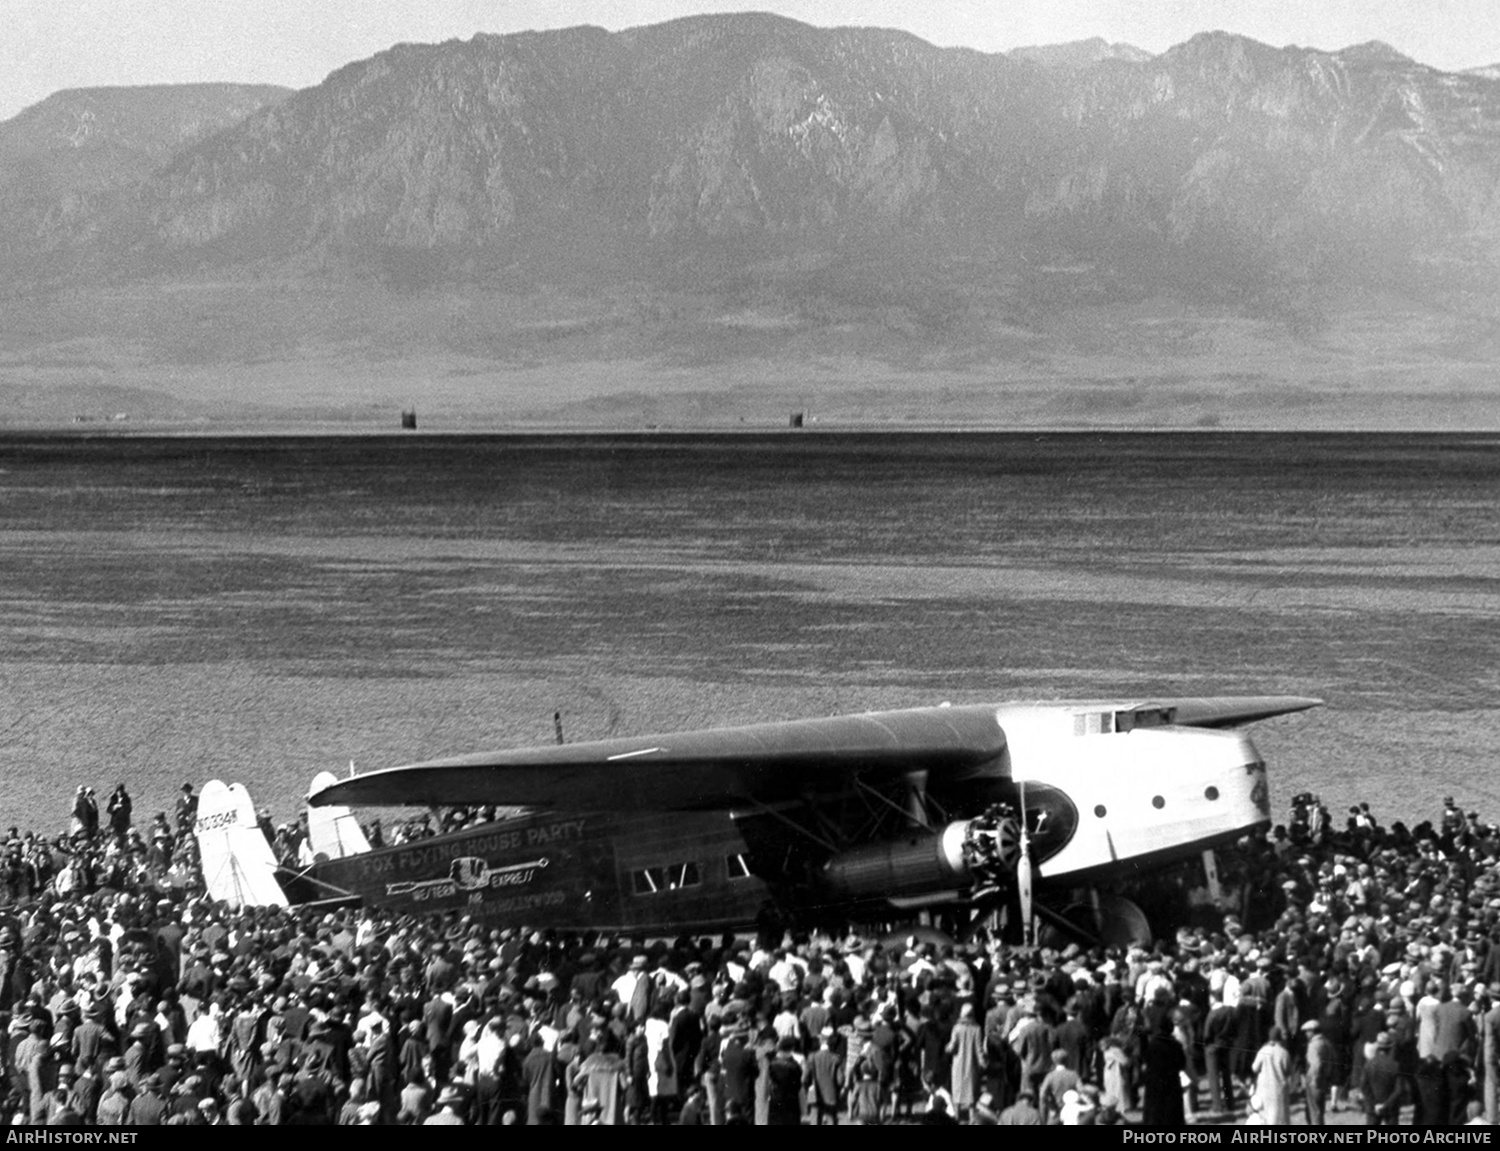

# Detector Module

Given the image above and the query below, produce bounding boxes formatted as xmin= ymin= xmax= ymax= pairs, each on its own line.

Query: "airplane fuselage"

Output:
xmin=305 ymin=807 xmax=772 ymax=932
xmin=305 ymin=703 xmax=1272 ymax=933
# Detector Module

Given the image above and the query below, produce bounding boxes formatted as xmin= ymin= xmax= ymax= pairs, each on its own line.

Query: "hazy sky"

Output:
xmin=7 ymin=0 xmax=1500 ymax=122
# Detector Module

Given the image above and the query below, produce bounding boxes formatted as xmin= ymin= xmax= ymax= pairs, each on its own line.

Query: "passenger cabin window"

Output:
xmin=1075 ymin=706 xmax=1179 ymax=735
xmin=630 ymin=861 xmax=702 ymax=896
xmin=726 ymin=853 xmax=751 ymax=880
xmin=1074 ymin=712 xmax=1115 ymax=736
xmin=1115 ymin=707 xmax=1177 ymax=732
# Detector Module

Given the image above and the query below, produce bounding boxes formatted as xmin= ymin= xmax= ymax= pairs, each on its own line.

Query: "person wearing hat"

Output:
xmin=942 ymin=1001 xmax=984 ymax=1123
xmin=969 ymin=1088 xmax=1000 ymax=1125
xmin=250 ymin=1070 xmax=290 ymax=1127
xmin=610 ymin=954 xmax=654 ymax=1025
xmin=106 ymin=783 xmax=133 ymax=844
xmin=1301 ymin=1020 xmax=1335 ymax=1126
xmin=13 ymin=1016 xmax=52 ymax=1123
xmin=70 ymin=787 xmax=92 ymax=840
xmin=65 ymin=1059 xmax=101 ymax=1124
xmin=1362 ymin=1031 xmax=1405 ymax=1126
xmin=41 ymin=1077 xmax=81 ymax=1127
xmin=424 ymin=941 xmax=459 ymax=998
xmin=195 ymin=1095 xmax=223 ymax=1126
xmin=765 ymin=1035 xmax=803 ymax=1126
xmin=572 ymin=1030 xmax=627 ymax=1125
xmin=1482 ymin=982 xmax=1500 ymax=1123
xmin=423 ymin=1084 xmax=466 ymax=1125
xmin=520 ymin=1031 xmax=557 ymax=1125
xmin=95 ymin=1070 xmax=132 ymax=1126
xmin=803 ymin=1026 xmax=843 ymax=1125
xmin=175 ymin=784 xmax=198 ymax=837
xmin=422 ymin=985 xmax=456 ymax=1085
xmin=845 ymin=1030 xmax=881 ymax=1124
xmin=127 ymin=1071 xmax=169 ymax=1125
xmin=717 ymin=1016 xmax=758 ymax=1123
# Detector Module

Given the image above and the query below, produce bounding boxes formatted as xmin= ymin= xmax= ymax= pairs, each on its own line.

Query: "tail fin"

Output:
xmin=306 ymin=770 xmax=372 ymax=861
xmin=193 ymin=780 xmax=289 ymax=908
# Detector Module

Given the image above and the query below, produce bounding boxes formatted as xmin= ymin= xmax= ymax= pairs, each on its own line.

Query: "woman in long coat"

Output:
xmin=945 ymin=1003 xmax=986 ymax=1120
xmin=574 ymin=1036 xmax=627 ymax=1125
xmin=1249 ymin=1027 xmax=1293 ymax=1125
xmin=1101 ymin=1036 xmax=1132 ymax=1112
xmin=848 ymin=1041 xmax=882 ymax=1124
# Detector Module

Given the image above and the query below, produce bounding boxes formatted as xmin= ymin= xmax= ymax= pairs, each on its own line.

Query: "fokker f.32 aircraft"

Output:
xmin=305 ymin=696 xmax=1319 ymax=943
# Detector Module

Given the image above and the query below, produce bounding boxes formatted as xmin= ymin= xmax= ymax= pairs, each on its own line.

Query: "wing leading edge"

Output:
xmin=308 ymin=705 xmax=1009 ymax=812
xmin=308 ymin=696 xmax=1320 ymax=813
xmin=1156 ymin=696 xmax=1323 ymax=728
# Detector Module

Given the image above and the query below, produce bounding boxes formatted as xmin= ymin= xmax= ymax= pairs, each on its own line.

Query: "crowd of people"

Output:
xmin=0 ymin=783 xmax=1499 ymax=1125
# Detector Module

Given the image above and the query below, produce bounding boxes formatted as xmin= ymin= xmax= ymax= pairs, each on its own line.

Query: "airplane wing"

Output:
xmin=308 ymin=696 xmax=1320 ymax=813
xmin=308 ymin=704 xmax=1008 ymax=812
xmin=1155 ymin=696 xmax=1322 ymax=728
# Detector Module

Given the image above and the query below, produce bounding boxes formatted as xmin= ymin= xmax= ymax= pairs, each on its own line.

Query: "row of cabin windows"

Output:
xmin=1073 ymin=707 xmax=1177 ymax=736
xmin=630 ymin=853 xmax=752 ymax=896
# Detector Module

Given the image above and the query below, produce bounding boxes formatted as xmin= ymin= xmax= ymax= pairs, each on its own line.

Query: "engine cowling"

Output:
xmin=819 ymin=806 xmax=1020 ymax=901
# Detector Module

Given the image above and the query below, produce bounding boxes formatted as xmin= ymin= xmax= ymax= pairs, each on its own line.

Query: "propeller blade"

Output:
xmin=1018 ymin=780 xmax=1034 ymax=946
xmin=1017 ymin=845 xmax=1034 ymax=946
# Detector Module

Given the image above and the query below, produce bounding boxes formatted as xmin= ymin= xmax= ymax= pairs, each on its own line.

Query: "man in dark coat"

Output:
xmin=1053 ymin=1002 xmax=1092 ymax=1077
xmin=804 ymin=1029 xmax=843 ymax=1124
xmin=1141 ymin=1016 xmax=1186 ymax=1127
xmin=984 ymin=988 xmax=1019 ymax=1107
xmin=997 ymin=1088 xmax=1042 ymax=1124
xmin=1362 ymin=1032 xmax=1406 ymax=1126
xmin=72 ymin=1001 xmax=114 ymax=1071
xmin=65 ymin=1062 xmax=101 ymax=1124
xmin=422 ymin=991 xmax=454 ymax=1083
xmin=667 ymin=991 xmax=702 ymax=1087
xmin=1482 ymin=986 xmax=1500 ymax=1123
xmin=766 ymin=1037 xmax=803 ymax=1125
xmin=174 ymin=784 xmax=198 ymax=836
xmin=1202 ymin=992 xmax=1238 ymax=1114
xmin=719 ymin=1027 xmax=758 ymax=1116
xmin=106 ymin=785 xmax=132 ymax=842
xmin=126 ymin=1072 xmax=169 ymax=1125
xmin=521 ymin=1034 xmax=556 ymax=1125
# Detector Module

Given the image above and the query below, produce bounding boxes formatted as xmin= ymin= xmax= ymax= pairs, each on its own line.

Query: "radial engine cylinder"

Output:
xmin=820 ymin=808 xmax=1018 ymax=901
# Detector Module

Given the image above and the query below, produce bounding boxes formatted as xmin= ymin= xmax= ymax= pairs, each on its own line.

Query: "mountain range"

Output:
xmin=2 ymin=14 xmax=1497 ymax=429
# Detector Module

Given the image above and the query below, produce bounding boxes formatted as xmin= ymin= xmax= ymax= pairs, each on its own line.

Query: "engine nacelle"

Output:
xmin=820 ymin=807 xmax=1019 ymax=901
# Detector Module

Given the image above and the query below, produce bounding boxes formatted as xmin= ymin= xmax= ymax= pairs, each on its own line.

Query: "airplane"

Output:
xmin=301 ymin=695 xmax=1320 ymax=945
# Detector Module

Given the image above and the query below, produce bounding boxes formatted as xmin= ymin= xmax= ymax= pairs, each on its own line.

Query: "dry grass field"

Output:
xmin=1 ymin=432 xmax=1497 ymax=835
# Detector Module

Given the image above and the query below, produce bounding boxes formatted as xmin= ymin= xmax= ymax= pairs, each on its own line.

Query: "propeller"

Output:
xmin=1017 ymin=781 xmax=1034 ymax=946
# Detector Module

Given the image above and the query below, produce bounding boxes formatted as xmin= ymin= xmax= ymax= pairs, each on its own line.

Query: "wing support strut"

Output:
xmin=856 ymin=777 xmax=932 ymax=833
xmin=280 ymin=865 xmax=361 ymax=901
xmin=738 ymin=797 xmax=840 ymax=855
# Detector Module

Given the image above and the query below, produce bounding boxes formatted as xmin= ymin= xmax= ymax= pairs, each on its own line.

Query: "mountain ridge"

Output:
xmin=2 ymin=16 xmax=1497 ymax=429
